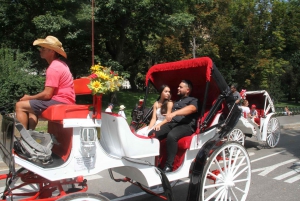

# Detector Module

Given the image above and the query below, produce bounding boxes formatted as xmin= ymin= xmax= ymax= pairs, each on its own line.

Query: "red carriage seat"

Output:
xmin=254 ymin=109 xmax=264 ymax=126
xmin=40 ymin=78 xmax=92 ymax=161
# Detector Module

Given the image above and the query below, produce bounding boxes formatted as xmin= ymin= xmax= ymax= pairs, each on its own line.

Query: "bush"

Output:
xmin=0 ymin=47 xmax=44 ymax=112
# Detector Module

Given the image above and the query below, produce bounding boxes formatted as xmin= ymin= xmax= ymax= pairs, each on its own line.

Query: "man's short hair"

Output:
xmin=231 ymin=83 xmax=238 ymax=89
xmin=108 ymin=103 xmax=114 ymax=107
xmin=182 ymin=80 xmax=193 ymax=91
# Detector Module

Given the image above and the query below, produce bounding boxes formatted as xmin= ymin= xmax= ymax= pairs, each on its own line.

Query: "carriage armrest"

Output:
xmin=100 ymin=113 xmax=159 ymax=158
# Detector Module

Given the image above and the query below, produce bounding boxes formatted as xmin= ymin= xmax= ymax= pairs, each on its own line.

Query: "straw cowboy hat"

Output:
xmin=33 ymin=36 xmax=67 ymax=58
xmin=120 ymin=105 xmax=126 ymax=110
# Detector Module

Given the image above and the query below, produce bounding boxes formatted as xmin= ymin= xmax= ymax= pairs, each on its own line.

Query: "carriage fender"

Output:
xmin=186 ymin=135 xmax=223 ymax=201
xmin=260 ymin=113 xmax=277 ymax=141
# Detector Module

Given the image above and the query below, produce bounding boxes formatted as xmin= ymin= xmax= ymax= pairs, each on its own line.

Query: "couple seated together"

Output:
xmin=136 ymin=80 xmax=198 ymax=173
xmin=240 ymin=99 xmax=259 ymax=126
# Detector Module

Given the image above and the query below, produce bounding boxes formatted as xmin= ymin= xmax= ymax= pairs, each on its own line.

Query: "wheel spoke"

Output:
xmin=204 ymin=182 xmax=227 ymax=189
xmin=232 ymin=155 xmax=246 ymax=176
xmin=202 ymin=142 xmax=251 ymax=201
xmin=204 ymin=185 xmax=225 ymax=201
xmin=214 ymin=158 xmax=226 ymax=179
xmin=207 ymin=171 xmax=225 ymax=183
xmin=233 ymin=166 xmax=249 ymax=180
xmin=233 ymin=186 xmax=246 ymax=194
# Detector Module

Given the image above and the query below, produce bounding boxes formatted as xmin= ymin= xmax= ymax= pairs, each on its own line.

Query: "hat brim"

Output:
xmin=33 ymin=39 xmax=67 ymax=58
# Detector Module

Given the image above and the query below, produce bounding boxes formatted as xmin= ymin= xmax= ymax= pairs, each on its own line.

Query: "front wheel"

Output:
xmin=227 ymin=128 xmax=245 ymax=146
xmin=265 ymin=117 xmax=280 ymax=148
xmin=56 ymin=192 xmax=110 ymax=201
xmin=200 ymin=142 xmax=251 ymax=201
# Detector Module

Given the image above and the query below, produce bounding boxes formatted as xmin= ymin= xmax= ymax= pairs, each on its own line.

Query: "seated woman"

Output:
xmin=285 ymin=106 xmax=292 ymax=116
xmin=137 ymin=85 xmax=173 ymax=136
xmin=241 ymin=99 xmax=251 ymax=118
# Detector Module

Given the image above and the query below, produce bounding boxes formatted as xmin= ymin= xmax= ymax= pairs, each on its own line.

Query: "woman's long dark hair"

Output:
xmin=158 ymin=85 xmax=171 ymax=115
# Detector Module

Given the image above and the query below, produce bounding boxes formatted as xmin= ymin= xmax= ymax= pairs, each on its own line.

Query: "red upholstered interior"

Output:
xmin=254 ymin=109 xmax=264 ymax=125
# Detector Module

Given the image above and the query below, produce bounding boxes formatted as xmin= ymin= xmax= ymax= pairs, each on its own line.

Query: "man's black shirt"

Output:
xmin=172 ymin=96 xmax=198 ymax=131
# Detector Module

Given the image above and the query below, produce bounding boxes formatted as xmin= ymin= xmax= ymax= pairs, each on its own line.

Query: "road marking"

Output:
xmin=250 ymin=150 xmax=286 ymax=163
xmin=252 ymin=159 xmax=297 ymax=176
xmin=274 ymin=167 xmax=300 ymax=180
xmin=284 ymin=174 xmax=300 ymax=183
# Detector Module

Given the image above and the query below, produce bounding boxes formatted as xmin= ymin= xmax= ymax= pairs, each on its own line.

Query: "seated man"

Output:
xmin=15 ymin=36 xmax=75 ymax=130
xmin=148 ymin=80 xmax=198 ymax=173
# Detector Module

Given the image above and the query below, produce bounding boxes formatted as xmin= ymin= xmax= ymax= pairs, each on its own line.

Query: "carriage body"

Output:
xmin=0 ymin=57 xmax=251 ymax=201
xmin=229 ymin=90 xmax=281 ymax=147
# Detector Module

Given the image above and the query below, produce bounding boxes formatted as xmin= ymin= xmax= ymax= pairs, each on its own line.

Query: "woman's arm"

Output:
xmin=147 ymin=102 xmax=158 ymax=129
xmin=153 ymin=101 xmax=173 ymax=130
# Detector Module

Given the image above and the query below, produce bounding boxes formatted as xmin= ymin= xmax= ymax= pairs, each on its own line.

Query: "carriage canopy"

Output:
xmin=145 ymin=57 xmax=228 ymax=109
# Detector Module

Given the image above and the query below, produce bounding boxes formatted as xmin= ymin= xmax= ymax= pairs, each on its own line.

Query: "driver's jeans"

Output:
xmin=149 ymin=122 xmax=194 ymax=168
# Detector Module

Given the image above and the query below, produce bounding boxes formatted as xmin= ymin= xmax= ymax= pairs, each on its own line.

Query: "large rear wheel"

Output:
xmin=200 ymin=142 xmax=251 ymax=201
xmin=265 ymin=117 xmax=280 ymax=148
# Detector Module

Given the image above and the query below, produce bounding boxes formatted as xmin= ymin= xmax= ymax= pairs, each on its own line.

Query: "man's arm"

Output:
xmin=165 ymin=105 xmax=197 ymax=122
xmin=19 ymin=86 xmax=55 ymax=101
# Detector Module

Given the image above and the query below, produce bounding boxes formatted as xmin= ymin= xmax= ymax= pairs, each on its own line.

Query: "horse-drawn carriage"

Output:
xmin=228 ymin=90 xmax=281 ymax=147
xmin=0 ymin=57 xmax=251 ymax=201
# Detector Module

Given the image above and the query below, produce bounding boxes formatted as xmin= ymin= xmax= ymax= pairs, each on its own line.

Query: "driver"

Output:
xmin=148 ymin=80 xmax=198 ymax=173
xmin=15 ymin=36 xmax=75 ymax=130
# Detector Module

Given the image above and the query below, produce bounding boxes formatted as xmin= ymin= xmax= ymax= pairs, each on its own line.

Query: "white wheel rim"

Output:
xmin=201 ymin=143 xmax=251 ymax=201
xmin=267 ymin=118 xmax=280 ymax=147
xmin=228 ymin=129 xmax=245 ymax=146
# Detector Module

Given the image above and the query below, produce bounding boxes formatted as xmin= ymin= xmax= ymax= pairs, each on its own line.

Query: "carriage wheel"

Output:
xmin=200 ymin=142 xmax=251 ymax=201
xmin=265 ymin=117 xmax=280 ymax=148
xmin=56 ymin=192 xmax=110 ymax=201
xmin=227 ymin=128 xmax=245 ymax=146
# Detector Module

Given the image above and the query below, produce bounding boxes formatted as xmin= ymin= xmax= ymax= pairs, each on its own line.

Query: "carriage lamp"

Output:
xmin=80 ymin=128 xmax=97 ymax=157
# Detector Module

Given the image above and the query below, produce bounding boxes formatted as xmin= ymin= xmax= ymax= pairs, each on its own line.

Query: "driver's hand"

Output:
xmin=20 ymin=95 xmax=31 ymax=101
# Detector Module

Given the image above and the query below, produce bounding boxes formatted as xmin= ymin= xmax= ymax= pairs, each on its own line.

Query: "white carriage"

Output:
xmin=0 ymin=57 xmax=252 ymax=201
xmin=228 ymin=90 xmax=281 ymax=147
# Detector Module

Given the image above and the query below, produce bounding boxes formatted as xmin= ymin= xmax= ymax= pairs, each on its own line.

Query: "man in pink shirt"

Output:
xmin=15 ymin=36 xmax=75 ymax=130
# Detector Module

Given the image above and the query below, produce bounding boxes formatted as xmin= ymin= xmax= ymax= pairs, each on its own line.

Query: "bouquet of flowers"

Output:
xmin=87 ymin=63 xmax=123 ymax=95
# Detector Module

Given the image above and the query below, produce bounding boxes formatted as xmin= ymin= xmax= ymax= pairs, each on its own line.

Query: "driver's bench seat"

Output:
xmin=40 ymin=78 xmax=91 ymax=162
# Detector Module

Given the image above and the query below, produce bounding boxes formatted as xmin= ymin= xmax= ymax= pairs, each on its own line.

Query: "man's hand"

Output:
xmin=20 ymin=95 xmax=32 ymax=101
xmin=165 ymin=112 xmax=176 ymax=122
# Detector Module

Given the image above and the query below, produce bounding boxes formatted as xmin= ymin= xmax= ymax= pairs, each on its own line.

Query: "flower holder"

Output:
xmin=92 ymin=94 xmax=102 ymax=119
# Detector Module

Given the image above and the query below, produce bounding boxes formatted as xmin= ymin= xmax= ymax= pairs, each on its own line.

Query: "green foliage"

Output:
xmin=1 ymin=0 xmax=300 ymax=104
xmin=0 ymin=47 xmax=44 ymax=112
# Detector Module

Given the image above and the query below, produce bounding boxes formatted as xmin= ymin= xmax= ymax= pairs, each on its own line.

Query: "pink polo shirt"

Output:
xmin=45 ymin=59 xmax=75 ymax=104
